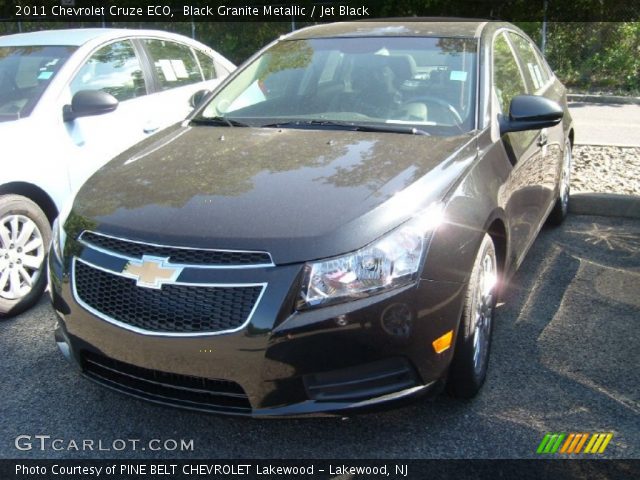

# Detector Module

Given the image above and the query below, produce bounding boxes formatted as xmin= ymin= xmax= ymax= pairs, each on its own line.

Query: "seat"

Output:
xmin=331 ymin=56 xmax=400 ymax=118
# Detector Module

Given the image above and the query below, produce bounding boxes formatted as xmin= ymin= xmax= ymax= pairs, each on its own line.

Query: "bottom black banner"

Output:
xmin=1 ymin=459 xmax=638 ymax=480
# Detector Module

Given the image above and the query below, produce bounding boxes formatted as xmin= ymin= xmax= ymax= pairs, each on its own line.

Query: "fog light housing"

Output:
xmin=381 ymin=303 xmax=413 ymax=338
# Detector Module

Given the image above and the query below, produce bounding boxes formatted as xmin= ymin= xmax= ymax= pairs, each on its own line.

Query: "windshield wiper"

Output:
xmin=191 ymin=116 xmax=251 ymax=127
xmin=261 ymin=119 xmax=429 ymax=135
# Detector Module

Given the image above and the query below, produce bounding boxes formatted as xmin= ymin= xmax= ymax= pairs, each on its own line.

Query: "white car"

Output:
xmin=0 ymin=28 xmax=235 ymax=316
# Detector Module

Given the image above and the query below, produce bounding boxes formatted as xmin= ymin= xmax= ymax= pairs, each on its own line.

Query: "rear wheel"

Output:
xmin=447 ymin=234 xmax=497 ymax=398
xmin=548 ymin=138 xmax=572 ymax=225
xmin=0 ymin=195 xmax=51 ymax=318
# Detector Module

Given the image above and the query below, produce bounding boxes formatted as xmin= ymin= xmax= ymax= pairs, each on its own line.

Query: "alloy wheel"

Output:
xmin=0 ymin=214 xmax=45 ymax=300
xmin=472 ymin=251 xmax=496 ymax=375
xmin=560 ymin=141 xmax=572 ymax=214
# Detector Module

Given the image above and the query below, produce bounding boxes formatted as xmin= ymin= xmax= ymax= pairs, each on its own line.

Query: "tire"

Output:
xmin=547 ymin=138 xmax=572 ymax=226
xmin=0 ymin=194 xmax=51 ymax=318
xmin=447 ymin=234 xmax=498 ymax=398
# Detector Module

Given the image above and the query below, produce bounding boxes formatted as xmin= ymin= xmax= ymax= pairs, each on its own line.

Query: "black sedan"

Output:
xmin=49 ymin=20 xmax=573 ymax=416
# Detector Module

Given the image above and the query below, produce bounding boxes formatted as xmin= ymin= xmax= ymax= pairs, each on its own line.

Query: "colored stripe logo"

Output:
xmin=537 ymin=433 xmax=613 ymax=454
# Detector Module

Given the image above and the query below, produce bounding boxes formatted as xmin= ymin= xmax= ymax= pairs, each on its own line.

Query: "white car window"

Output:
xmin=143 ymin=39 xmax=203 ymax=90
xmin=194 ymin=49 xmax=217 ymax=80
xmin=69 ymin=40 xmax=146 ymax=102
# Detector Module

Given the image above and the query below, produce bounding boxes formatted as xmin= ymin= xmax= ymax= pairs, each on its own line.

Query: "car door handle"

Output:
xmin=143 ymin=124 xmax=160 ymax=134
xmin=537 ymin=129 xmax=548 ymax=147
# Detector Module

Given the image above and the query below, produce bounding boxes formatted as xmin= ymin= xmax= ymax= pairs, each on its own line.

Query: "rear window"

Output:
xmin=0 ymin=45 xmax=76 ymax=121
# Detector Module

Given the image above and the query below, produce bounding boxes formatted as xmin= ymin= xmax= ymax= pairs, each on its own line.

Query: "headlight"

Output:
xmin=298 ymin=203 xmax=443 ymax=309
xmin=51 ymin=199 xmax=73 ymax=263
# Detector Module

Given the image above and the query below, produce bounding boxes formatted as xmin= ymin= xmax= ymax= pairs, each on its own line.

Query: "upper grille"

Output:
xmin=80 ymin=231 xmax=272 ymax=266
xmin=74 ymin=260 xmax=263 ymax=334
xmin=82 ymin=351 xmax=252 ymax=414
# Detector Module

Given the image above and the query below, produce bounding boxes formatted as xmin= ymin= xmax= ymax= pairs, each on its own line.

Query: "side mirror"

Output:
xmin=189 ymin=89 xmax=211 ymax=109
xmin=500 ymin=95 xmax=563 ymax=135
xmin=63 ymin=90 xmax=118 ymax=122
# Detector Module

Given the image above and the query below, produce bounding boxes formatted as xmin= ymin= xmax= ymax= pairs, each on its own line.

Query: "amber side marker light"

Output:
xmin=432 ymin=330 xmax=453 ymax=353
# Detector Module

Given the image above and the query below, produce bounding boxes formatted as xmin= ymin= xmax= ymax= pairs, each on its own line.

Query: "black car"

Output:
xmin=49 ymin=21 xmax=573 ymax=416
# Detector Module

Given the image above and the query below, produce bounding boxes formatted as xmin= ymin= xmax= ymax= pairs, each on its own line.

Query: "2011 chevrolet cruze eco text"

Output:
xmin=49 ymin=21 xmax=574 ymax=416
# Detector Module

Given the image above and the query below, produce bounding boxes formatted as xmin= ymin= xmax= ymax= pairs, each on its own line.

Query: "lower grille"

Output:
xmin=73 ymin=260 xmax=263 ymax=334
xmin=82 ymin=351 xmax=252 ymax=414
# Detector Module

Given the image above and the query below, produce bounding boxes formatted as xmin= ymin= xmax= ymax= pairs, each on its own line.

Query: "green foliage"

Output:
xmin=544 ymin=22 xmax=640 ymax=93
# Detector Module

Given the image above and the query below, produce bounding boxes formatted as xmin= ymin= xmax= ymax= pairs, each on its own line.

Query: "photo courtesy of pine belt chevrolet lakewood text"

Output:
xmin=48 ymin=21 xmax=574 ymax=416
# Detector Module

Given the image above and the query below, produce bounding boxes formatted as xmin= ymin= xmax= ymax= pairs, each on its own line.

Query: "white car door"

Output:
xmin=59 ymin=39 xmax=157 ymax=191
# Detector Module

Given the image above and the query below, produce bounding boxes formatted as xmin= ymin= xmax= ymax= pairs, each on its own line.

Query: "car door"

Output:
xmin=492 ymin=31 xmax=545 ymax=265
xmin=60 ymin=39 xmax=157 ymax=191
xmin=507 ymin=31 xmax=563 ymax=211
xmin=136 ymin=38 xmax=224 ymax=133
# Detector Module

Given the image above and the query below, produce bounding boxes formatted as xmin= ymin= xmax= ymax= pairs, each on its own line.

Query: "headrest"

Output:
xmin=387 ymin=55 xmax=417 ymax=82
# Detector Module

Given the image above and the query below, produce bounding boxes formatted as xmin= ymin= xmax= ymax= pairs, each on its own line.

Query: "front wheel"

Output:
xmin=548 ymin=138 xmax=572 ymax=225
xmin=0 ymin=195 xmax=51 ymax=318
xmin=447 ymin=234 xmax=498 ymax=398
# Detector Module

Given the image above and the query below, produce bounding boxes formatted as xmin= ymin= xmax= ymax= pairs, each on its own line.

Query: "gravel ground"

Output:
xmin=572 ymin=145 xmax=640 ymax=196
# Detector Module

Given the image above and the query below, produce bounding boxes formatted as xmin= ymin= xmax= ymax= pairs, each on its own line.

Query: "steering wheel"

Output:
xmin=407 ymin=95 xmax=464 ymax=126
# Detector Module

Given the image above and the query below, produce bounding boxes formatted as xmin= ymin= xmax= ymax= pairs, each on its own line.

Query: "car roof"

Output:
xmin=0 ymin=28 xmax=192 ymax=47
xmin=287 ymin=20 xmax=490 ymax=40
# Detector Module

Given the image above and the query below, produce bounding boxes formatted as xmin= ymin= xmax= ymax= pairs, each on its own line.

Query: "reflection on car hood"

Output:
xmin=73 ymin=124 xmax=476 ymax=264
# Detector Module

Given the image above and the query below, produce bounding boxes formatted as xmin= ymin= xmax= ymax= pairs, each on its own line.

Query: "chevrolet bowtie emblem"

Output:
xmin=122 ymin=256 xmax=183 ymax=289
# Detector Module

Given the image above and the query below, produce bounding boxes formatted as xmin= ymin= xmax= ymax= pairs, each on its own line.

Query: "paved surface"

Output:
xmin=569 ymin=102 xmax=640 ymax=147
xmin=0 ymin=214 xmax=638 ymax=459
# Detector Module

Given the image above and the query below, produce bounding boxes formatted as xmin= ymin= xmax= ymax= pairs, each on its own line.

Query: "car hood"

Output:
xmin=73 ymin=124 xmax=476 ymax=264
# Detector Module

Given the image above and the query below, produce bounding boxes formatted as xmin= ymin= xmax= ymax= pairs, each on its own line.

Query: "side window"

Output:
xmin=537 ymin=51 xmax=554 ymax=81
xmin=493 ymin=33 xmax=526 ymax=114
xmin=194 ymin=49 xmax=217 ymax=80
xmin=143 ymin=39 xmax=203 ymax=90
xmin=507 ymin=32 xmax=550 ymax=92
xmin=70 ymin=40 xmax=145 ymax=102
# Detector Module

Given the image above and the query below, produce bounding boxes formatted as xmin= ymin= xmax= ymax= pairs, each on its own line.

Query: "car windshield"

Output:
xmin=198 ymin=36 xmax=477 ymax=135
xmin=0 ymin=45 xmax=76 ymax=121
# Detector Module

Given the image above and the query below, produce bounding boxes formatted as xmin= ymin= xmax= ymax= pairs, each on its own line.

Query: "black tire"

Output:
xmin=0 ymin=194 xmax=51 ymax=318
xmin=547 ymin=138 xmax=572 ymax=226
xmin=447 ymin=234 xmax=497 ymax=398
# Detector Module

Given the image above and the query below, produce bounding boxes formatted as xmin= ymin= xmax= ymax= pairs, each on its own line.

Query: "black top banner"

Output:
xmin=1 ymin=0 xmax=640 ymax=22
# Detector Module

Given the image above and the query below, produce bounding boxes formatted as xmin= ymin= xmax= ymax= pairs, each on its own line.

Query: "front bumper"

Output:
xmin=49 ymin=244 xmax=466 ymax=417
